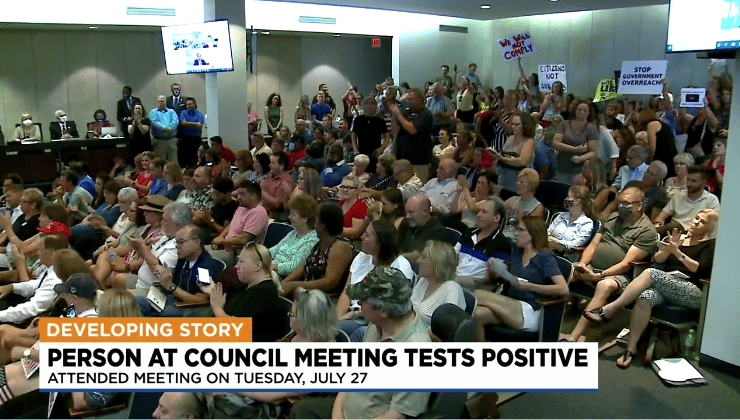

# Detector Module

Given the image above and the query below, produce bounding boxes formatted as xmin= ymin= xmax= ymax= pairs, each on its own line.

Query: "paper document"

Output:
xmin=654 ymin=358 xmax=704 ymax=382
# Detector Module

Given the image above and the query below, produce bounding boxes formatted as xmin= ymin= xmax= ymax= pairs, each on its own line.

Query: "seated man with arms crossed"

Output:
xmin=563 ymin=186 xmax=658 ymax=342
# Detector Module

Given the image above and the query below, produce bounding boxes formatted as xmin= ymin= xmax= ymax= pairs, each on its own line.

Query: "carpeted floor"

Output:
xmin=498 ymin=301 xmax=740 ymax=418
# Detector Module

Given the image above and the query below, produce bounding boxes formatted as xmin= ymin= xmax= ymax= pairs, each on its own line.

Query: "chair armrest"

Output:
xmin=537 ymin=297 xmax=568 ymax=307
xmin=69 ymin=403 xmax=127 ymax=419
xmin=700 ymin=278 xmax=710 ymax=286
xmin=175 ymin=300 xmax=210 ymax=308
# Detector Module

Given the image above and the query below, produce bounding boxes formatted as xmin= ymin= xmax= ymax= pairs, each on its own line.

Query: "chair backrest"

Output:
xmin=14 ymin=122 xmax=44 ymax=141
xmin=263 ymin=222 xmax=295 ymax=249
xmin=439 ymin=226 xmax=462 ymax=246
xmin=554 ymin=255 xmax=573 ymax=282
xmin=212 ymin=258 xmax=227 ymax=277
xmin=336 ymin=330 xmax=351 ymax=342
xmin=462 ymin=289 xmax=477 ymax=317
xmin=543 ymin=208 xmax=550 ymax=224
xmin=549 ymin=211 xmax=563 ymax=225
xmin=535 ymin=180 xmax=570 ymax=209
xmin=278 ymin=296 xmax=293 ymax=336
xmin=587 ymin=219 xmax=601 ymax=244
xmin=431 ymin=303 xmax=475 ymax=342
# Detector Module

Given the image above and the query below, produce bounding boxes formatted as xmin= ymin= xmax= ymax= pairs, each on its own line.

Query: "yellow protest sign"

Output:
xmin=593 ymin=79 xmax=617 ymax=103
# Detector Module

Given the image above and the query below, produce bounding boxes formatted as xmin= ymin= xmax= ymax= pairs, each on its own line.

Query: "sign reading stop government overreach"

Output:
xmin=618 ymin=60 xmax=668 ymax=95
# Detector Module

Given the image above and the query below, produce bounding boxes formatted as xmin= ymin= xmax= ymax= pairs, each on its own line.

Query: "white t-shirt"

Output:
xmin=136 ymin=236 xmax=178 ymax=289
xmin=410 ymin=278 xmax=466 ymax=328
xmin=348 ymin=252 xmax=414 ymax=307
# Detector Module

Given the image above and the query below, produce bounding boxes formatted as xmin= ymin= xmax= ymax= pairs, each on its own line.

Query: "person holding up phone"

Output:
xmin=136 ymin=225 xmax=224 ymax=317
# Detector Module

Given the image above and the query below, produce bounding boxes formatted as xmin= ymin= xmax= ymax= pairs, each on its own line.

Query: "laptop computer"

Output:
xmin=100 ymin=126 xmax=118 ymax=137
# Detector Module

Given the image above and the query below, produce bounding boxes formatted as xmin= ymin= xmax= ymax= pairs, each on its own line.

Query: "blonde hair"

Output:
xmin=673 ymin=152 xmax=695 ymax=166
xmin=98 ymin=289 xmax=142 ymax=317
xmin=635 ymin=131 xmax=648 ymax=147
xmin=518 ymin=168 xmax=540 ymax=191
xmin=422 ymin=240 xmax=458 ymax=282
xmin=342 ymin=175 xmax=361 ymax=189
xmin=698 ymin=209 xmax=720 ymax=241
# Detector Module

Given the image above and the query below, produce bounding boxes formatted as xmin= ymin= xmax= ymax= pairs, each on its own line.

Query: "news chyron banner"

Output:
xmin=40 ymin=318 xmax=598 ymax=392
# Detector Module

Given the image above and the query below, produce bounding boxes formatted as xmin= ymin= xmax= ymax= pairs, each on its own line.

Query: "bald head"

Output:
xmin=405 ymin=194 xmax=432 ymax=228
xmin=153 ymin=392 xmax=205 ymax=419
xmin=437 ymin=158 xmax=457 ymax=181
xmin=433 ymin=82 xmax=444 ymax=96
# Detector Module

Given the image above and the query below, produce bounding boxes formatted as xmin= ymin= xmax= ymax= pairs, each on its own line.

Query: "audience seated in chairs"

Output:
xmin=337 ymin=220 xmax=414 ymax=340
xmin=474 ymin=216 xmax=568 ymax=341
xmin=192 ymin=177 xmax=238 ymax=240
xmin=453 ymin=170 xmax=499 ymax=229
xmin=455 ymin=197 xmax=511 ymax=289
xmin=261 ymin=152 xmax=295 ymax=216
xmin=365 ymin=187 xmax=406 ymax=230
xmin=203 ymin=243 xmax=286 ymax=342
xmin=280 ymin=203 xmax=354 ymax=299
xmin=563 ymin=186 xmax=658 ymax=342
xmin=269 ymin=195 xmax=320 ymax=278
xmin=419 ymin=158 xmax=458 ymax=215
xmin=412 ymin=240 xmax=466 ymax=329
xmin=653 ymin=165 xmax=720 ymax=236
xmin=584 ymin=209 xmax=718 ymax=368
xmin=338 ymin=175 xmax=368 ymax=240
xmin=137 ymin=225 xmax=224 ymax=316
xmin=393 ymin=159 xmax=423 ymax=201
xmin=0 ymin=187 xmax=42 ymax=273
xmin=397 ymin=194 xmax=448 ymax=265
xmin=547 ymin=185 xmax=596 ymax=254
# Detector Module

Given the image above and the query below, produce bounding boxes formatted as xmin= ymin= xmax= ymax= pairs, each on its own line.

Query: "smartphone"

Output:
xmin=108 ymin=251 xmax=117 ymax=261
xmin=197 ymin=267 xmax=213 ymax=285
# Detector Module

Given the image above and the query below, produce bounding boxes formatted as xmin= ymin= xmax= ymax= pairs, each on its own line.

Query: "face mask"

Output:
xmin=563 ymin=199 xmax=574 ymax=210
xmin=22 ymin=119 xmax=33 ymax=126
xmin=96 ymin=116 xmax=105 ymax=122
xmin=59 ymin=116 xmax=68 ymax=122
xmin=617 ymin=205 xmax=632 ymax=221
xmin=172 ymin=90 xmax=180 ymax=96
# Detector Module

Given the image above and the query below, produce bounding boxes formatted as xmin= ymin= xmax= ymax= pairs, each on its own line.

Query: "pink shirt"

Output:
xmin=261 ymin=172 xmax=294 ymax=212
xmin=226 ymin=204 xmax=269 ymax=251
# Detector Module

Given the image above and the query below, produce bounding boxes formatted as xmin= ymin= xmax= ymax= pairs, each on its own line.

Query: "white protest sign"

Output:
xmin=680 ymin=88 xmax=706 ymax=108
xmin=618 ymin=60 xmax=668 ymax=95
xmin=498 ymin=32 xmax=536 ymax=61
xmin=538 ymin=64 xmax=567 ymax=92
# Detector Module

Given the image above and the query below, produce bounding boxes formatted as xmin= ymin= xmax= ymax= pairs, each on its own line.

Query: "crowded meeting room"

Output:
xmin=0 ymin=0 xmax=738 ymax=418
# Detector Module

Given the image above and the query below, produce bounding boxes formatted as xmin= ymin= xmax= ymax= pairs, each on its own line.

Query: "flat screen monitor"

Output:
xmin=161 ymin=20 xmax=234 ymax=74
xmin=667 ymin=0 xmax=740 ymax=53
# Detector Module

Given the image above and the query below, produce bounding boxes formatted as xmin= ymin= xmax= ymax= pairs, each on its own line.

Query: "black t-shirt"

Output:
xmin=659 ymin=239 xmax=715 ymax=286
xmin=398 ymin=216 xmax=447 ymax=254
xmin=212 ymin=199 xmax=238 ymax=227
xmin=131 ymin=118 xmax=152 ymax=144
xmin=460 ymin=228 xmax=512 ymax=261
xmin=606 ymin=116 xmax=623 ymax=130
xmin=12 ymin=213 xmax=40 ymax=241
xmin=224 ymin=280 xmax=286 ymax=342
xmin=352 ymin=115 xmax=387 ymax=157
xmin=396 ymin=108 xmax=434 ymax=165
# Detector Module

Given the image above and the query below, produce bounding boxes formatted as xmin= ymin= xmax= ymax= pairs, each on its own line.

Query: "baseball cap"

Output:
xmin=54 ymin=273 xmax=100 ymax=299
xmin=346 ymin=267 xmax=411 ymax=305
xmin=37 ymin=220 xmax=71 ymax=239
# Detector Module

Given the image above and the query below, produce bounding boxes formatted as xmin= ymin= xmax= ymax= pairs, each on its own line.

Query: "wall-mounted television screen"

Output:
xmin=667 ymin=0 xmax=740 ymax=53
xmin=162 ymin=20 xmax=234 ymax=74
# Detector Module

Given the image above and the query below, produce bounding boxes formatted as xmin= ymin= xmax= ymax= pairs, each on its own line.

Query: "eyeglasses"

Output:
xmin=339 ymin=185 xmax=357 ymax=190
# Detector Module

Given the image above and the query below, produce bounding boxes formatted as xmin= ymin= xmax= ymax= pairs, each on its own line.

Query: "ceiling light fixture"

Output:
xmin=549 ymin=0 xmax=559 ymax=2
xmin=333 ymin=33 xmax=341 ymax=37
xmin=261 ymin=30 xmax=270 ymax=35
xmin=89 ymin=26 xmax=98 ymax=29
xmin=481 ymin=4 xmax=491 ymax=9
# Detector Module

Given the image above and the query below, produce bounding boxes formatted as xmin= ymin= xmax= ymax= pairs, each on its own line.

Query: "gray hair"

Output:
xmin=649 ymin=160 xmax=668 ymax=180
xmin=157 ymin=95 xmax=166 ymax=101
xmin=673 ymin=152 xmax=695 ymax=166
xmin=54 ymin=110 xmax=65 ymax=118
xmin=294 ymin=288 xmax=339 ymax=341
xmin=354 ymin=154 xmax=370 ymax=168
xmin=164 ymin=201 xmax=192 ymax=225
xmin=367 ymin=296 xmax=413 ymax=319
xmin=394 ymin=159 xmax=414 ymax=173
xmin=628 ymin=145 xmax=647 ymax=162
xmin=117 ymin=187 xmax=138 ymax=203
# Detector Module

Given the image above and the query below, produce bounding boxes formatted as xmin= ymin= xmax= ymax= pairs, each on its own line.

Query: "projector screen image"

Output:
xmin=161 ymin=20 xmax=234 ymax=75
xmin=667 ymin=0 xmax=740 ymax=52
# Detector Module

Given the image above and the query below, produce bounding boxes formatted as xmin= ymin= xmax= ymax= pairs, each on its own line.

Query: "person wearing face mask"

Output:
xmin=547 ymin=186 xmax=596 ymax=254
xmin=561 ymin=186 xmax=658 ymax=343
xmin=11 ymin=114 xmax=41 ymax=142
xmin=87 ymin=109 xmax=114 ymax=139
xmin=49 ymin=110 xmax=79 ymax=140
xmin=166 ymin=83 xmax=186 ymax=115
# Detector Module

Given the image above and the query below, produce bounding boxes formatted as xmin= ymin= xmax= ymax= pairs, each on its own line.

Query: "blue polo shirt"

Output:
xmin=179 ymin=109 xmax=205 ymax=137
xmin=149 ymin=107 xmax=179 ymax=139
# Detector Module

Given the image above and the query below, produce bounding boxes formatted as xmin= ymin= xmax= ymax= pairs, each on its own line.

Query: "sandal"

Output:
xmin=617 ymin=350 xmax=635 ymax=369
xmin=583 ymin=307 xmax=611 ymax=323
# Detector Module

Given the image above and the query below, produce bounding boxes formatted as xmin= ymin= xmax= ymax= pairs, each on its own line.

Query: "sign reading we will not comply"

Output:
xmin=618 ymin=60 xmax=668 ymax=95
xmin=498 ymin=32 xmax=536 ymax=61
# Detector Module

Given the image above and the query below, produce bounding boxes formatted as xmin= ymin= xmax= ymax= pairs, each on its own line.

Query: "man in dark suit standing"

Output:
xmin=117 ymin=86 xmax=140 ymax=139
xmin=166 ymin=83 xmax=186 ymax=116
xmin=49 ymin=110 xmax=79 ymax=140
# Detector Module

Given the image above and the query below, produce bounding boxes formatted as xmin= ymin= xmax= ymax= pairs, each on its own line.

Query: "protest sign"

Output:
xmin=618 ymin=60 xmax=668 ymax=95
xmin=498 ymin=32 xmax=536 ymax=61
xmin=680 ymin=88 xmax=706 ymax=108
xmin=539 ymin=64 xmax=567 ymax=92
xmin=593 ymin=79 xmax=617 ymax=103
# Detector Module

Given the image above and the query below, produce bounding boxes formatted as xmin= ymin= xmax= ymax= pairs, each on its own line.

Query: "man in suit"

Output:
xmin=116 ymin=86 xmax=140 ymax=139
xmin=166 ymin=83 xmax=186 ymax=116
xmin=49 ymin=110 xmax=79 ymax=140
xmin=193 ymin=53 xmax=208 ymax=66
xmin=136 ymin=224 xmax=224 ymax=316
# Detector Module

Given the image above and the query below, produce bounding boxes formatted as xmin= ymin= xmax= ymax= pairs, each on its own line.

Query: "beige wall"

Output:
xmin=0 ymin=28 xmax=207 ymax=141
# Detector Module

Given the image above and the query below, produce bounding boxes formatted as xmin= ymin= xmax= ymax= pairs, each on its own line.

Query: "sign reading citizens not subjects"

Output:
xmin=618 ymin=60 xmax=668 ymax=95
xmin=539 ymin=64 xmax=567 ymax=92
xmin=498 ymin=32 xmax=536 ymax=61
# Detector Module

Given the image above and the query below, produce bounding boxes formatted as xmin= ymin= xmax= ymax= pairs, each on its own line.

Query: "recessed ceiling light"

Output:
xmin=88 ymin=26 xmax=98 ymax=29
xmin=333 ymin=33 xmax=341 ymax=37
xmin=481 ymin=4 xmax=491 ymax=9
xmin=549 ymin=0 xmax=559 ymax=2
xmin=260 ymin=30 xmax=270 ymax=35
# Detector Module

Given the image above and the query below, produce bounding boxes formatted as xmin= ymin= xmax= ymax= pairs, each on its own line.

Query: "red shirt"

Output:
xmin=219 ymin=146 xmax=237 ymax=164
xmin=340 ymin=198 xmax=368 ymax=228
xmin=704 ymin=159 xmax=724 ymax=193
xmin=287 ymin=149 xmax=306 ymax=170
xmin=136 ymin=170 xmax=154 ymax=197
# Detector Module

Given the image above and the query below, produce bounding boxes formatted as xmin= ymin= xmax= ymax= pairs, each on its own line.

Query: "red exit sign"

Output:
xmin=371 ymin=38 xmax=381 ymax=48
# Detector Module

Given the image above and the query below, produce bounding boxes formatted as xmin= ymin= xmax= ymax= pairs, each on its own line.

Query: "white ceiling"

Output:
xmin=260 ymin=0 xmax=668 ymax=20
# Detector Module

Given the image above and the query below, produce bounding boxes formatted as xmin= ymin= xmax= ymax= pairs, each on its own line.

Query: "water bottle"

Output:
xmin=683 ymin=328 xmax=698 ymax=361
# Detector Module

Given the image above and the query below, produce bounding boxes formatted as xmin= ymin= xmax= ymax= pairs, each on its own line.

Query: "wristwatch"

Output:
xmin=23 ymin=348 xmax=32 ymax=358
xmin=168 ymin=283 xmax=178 ymax=293
xmin=209 ymin=218 xmax=216 ymax=225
